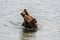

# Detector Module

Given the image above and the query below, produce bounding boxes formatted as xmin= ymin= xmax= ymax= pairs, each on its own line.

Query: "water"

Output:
xmin=0 ymin=0 xmax=60 ymax=40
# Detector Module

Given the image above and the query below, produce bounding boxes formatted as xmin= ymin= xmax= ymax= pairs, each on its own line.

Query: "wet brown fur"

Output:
xmin=21 ymin=9 xmax=37 ymax=29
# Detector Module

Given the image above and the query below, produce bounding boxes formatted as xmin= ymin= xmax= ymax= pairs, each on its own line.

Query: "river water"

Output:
xmin=0 ymin=0 xmax=60 ymax=40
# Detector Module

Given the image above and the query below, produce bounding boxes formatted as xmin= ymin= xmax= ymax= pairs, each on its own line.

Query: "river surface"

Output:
xmin=0 ymin=0 xmax=60 ymax=40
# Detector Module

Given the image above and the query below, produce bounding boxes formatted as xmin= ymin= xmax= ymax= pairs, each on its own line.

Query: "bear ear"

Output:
xmin=24 ymin=9 xmax=26 ymax=11
xmin=24 ymin=9 xmax=29 ymax=15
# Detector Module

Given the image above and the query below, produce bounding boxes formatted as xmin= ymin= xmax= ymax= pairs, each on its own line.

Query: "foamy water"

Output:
xmin=0 ymin=0 xmax=60 ymax=40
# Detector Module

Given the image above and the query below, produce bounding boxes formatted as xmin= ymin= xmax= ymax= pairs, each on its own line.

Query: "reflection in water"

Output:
xmin=21 ymin=29 xmax=37 ymax=40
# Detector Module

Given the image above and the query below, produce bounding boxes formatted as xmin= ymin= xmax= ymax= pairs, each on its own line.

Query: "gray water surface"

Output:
xmin=0 ymin=0 xmax=60 ymax=40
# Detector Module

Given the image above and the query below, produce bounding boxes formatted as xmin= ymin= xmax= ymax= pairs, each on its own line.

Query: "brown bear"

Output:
xmin=21 ymin=9 xmax=37 ymax=30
